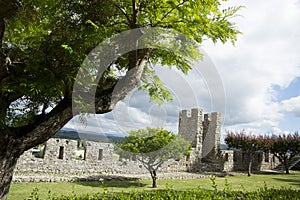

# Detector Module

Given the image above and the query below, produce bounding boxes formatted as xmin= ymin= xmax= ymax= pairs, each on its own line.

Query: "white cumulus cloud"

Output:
xmin=281 ymin=96 xmax=300 ymax=117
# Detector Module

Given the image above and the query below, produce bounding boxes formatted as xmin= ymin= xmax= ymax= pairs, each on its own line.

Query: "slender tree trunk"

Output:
xmin=285 ymin=167 xmax=289 ymax=174
xmin=284 ymin=158 xmax=289 ymax=174
xmin=150 ymin=170 xmax=157 ymax=188
xmin=247 ymin=155 xmax=252 ymax=177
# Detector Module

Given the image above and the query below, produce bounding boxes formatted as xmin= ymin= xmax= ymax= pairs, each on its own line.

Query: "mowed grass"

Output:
xmin=8 ymin=171 xmax=300 ymax=200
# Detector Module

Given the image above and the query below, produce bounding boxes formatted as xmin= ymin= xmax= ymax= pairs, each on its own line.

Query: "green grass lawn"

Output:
xmin=8 ymin=171 xmax=300 ymax=200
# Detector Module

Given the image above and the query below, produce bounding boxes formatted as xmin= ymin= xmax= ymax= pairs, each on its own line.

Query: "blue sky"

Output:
xmin=274 ymin=78 xmax=300 ymax=132
xmin=272 ymin=78 xmax=300 ymax=102
xmin=64 ymin=0 xmax=300 ymax=139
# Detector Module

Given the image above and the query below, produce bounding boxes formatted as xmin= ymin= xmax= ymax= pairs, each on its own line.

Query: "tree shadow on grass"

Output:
xmin=73 ymin=175 xmax=147 ymax=188
xmin=253 ymin=170 xmax=283 ymax=175
xmin=272 ymin=177 xmax=300 ymax=187
xmin=76 ymin=180 xmax=147 ymax=188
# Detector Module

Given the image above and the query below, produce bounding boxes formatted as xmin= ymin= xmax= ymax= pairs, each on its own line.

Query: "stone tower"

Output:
xmin=202 ymin=112 xmax=222 ymax=161
xmin=178 ymin=108 xmax=222 ymax=171
xmin=178 ymin=108 xmax=203 ymax=160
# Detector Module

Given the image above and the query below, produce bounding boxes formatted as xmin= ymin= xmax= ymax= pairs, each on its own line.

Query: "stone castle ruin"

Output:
xmin=178 ymin=108 xmax=281 ymax=172
xmin=14 ymin=108 xmax=284 ymax=182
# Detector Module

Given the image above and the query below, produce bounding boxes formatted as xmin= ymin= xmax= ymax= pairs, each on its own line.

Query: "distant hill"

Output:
xmin=54 ymin=129 xmax=79 ymax=140
xmin=54 ymin=129 xmax=228 ymax=147
xmin=54 ymin=129 xmax=125 ymax=144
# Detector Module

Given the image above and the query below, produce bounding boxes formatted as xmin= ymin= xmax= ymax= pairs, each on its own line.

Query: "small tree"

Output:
xmin=264 ymin=133 xmax=300 ymax=174
xmin=225 ymin=131 xmax=263 ymax=176
xmin=119 ymin=127 xmax=190 ymax=188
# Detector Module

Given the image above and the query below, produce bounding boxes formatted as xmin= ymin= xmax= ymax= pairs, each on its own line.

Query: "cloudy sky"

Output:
xmin=65 ymin=0 xmax=300 ymax=141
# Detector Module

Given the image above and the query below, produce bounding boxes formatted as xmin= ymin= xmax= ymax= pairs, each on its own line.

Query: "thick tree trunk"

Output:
xmin=150 ymin=170 xmax=157 ymax=188
xmin=0 ymin=134 xmax=23 ymax=200
xmin=0 ymin=105 xmax=73 ymax=199
xmin=0 ymin=155 xmax=19 ymax=200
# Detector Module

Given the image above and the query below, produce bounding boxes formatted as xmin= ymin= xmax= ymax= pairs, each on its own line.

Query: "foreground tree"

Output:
xmin=225 ymin=131 xmax=263 ymax=176
xmin=119 ymin=127 xmax=190 ymax=188
xmin=0 ymin=0 xmax=240 ymax=198
xmin=264 ymin=133 xmax=300 ymax=174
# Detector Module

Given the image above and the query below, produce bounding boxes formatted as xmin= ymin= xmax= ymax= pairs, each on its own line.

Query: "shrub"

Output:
xmin=27 ymin=187 xmax=300 ymax=200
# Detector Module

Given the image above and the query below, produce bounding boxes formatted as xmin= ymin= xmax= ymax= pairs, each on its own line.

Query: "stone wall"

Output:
xmin=44 ymin=139 xmax=77 ymax=160
xmin=84 ymin=141 xmax=114 ymax=163
xmin=14 ymin=154 xmax=186 ymax=182
xmin=231 ymin=151 xmax=280 ymax=172
xmin=14 ymin=108 xmax=284 ymax=183
xmin=14 ymin=138 xmax=187 ymax=182
xmin=221 ymin=150 xmax=234 ymax=172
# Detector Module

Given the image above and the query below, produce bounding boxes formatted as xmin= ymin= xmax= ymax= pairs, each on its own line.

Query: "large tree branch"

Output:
xmin=15 ymin=50 xmax=148 ymax=150
xmin=95 ymin=50 xmax=150 ymax=113
xmin=4 ymin=43 xmax=150 ymax=152
xmin=0 ymin=49 xmax=149 ymax=151
xmin=13 ymin=98 xmax=72 ymax=151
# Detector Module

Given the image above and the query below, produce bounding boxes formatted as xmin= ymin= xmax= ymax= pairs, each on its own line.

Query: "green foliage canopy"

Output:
xmin=120 ymin=127 xmax=190 ymax=162
xmin=119 ymin=127 xmax=190 ymax=187
xmin=225 ymin=131 xmax=264 ymax=153
xmin=1 ymin=0 xmax=241 ymax=128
